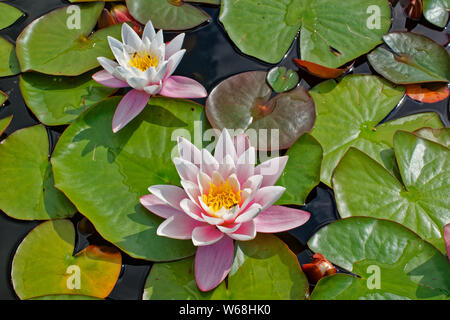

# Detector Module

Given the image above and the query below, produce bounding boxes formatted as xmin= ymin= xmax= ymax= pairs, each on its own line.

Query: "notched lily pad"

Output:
xmin=20 ymin=70 xmax=117 ymax=126
xmin=309 ymin=74 xmax=444 ymax=186
xmin=309 ymin=217 xmax=450 ymax=300
xmin=0 ymin=3 xmax=23 ymax=30
xmin=0 ymin=125 xmax=76 ymax=220
xmin=206 ymin=71 xmax=315 ymax=150
xmin=423 ymin=0 xmax=450 ymax=28
xmin=275 ymin=133 xmax=322 ymax=205
xmin=143 ymin=234 xmax=309 ymax=300
xmin=16 ymin=3 xmax=122 ymax=76
xmin=267 ymin=66 xmax=299 ymax=93
xmin=0 ymin=36 xmax=20 ymax=77
xmin=368 ymin=32 xmax=450 ymax=84
xmin=220 ymin=0 xmax=391 ymax=66
xmin=333 ymin=131 xmax=450 ymax=253
xmin=52 ymin=97 xmax=207 ymax=261
xmin=12 ymin=220 xmax=122 ymax=299
xmin=126 ymin=0 xmax=211 ymax=30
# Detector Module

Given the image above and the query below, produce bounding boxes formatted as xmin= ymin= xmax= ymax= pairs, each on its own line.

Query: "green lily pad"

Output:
xmin=0 ymin=115 xmax=12 ymax=135
xmin=275 ymin=133 xmax=322 ymax=205
xmin=20 ymin=70 xmax=117 ymax=126
xmin=143 ymin=234 xmax=309 ymax=299
xmin=309 ymin=217 xmax=450 ymax=300
xmin=16 ymin=3 xmax=122 ymax=76
xmin=12 ymin=220 xmax=122 ymax=299
xmin=368 ymin=32 xmax=450 ymax=84
xmin=0 ymin=3 xmax=23 ymax=30
xmin=423 ymin=0 xmax=450 ymax=28
xmin=414 ymin=127 xmax=450 ymax=148
xmin=309 ymin=74 xmax=444 ymax=186
xmin=267 ymin=67 xmax=299 ymax=93
xmin=29 ymin=295 xmax=101 ymax=300
xmin=206 ymin=71 xmax=315 ymax=150
xmin=52 ymin=97 xmax=206 ymax=261
xmin=333 ymin=131 xmax=450 ymax=253
xmin=0 ymin=125 xmax=76 ymax=220
xmin=220 ymin=0 xmax=391 ymax=66
xmin=0 ymin=36 xmax=20 ymax=77
xmin=0 ymin=90 xmax=8 ymax=106
xmin=126 ymin=0 xmax=210 ymax=31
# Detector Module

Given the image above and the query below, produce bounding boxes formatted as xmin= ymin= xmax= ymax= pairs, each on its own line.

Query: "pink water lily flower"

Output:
xmin=140 ymin=129 xmax=311 ymax=291
xmin=93 ymin=21 xmax=207 ymax=133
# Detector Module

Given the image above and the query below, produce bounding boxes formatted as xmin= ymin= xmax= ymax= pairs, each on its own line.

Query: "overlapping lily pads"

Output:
xmin=0 ymin=3 xmax=23 ymax=30
xmin=423 ymin=0 xmax=450 ymax=27
xmin=206 ymin=71 xmax=315 ymax=150
xmin=12 ymin=220 xmax=122 ymax=299
xmin=16 ymin=3 xmax=122 ymax=76
xmin=220 ymin=0 xmax=391 ymax=66
xmin=368 ymin=32 xmax=450 ymax=84
xmin=414 ymin=127 xmax=449 ymax=147
xmin=52 ymin=96 xmax=208 ymax=261
xmin=0 ymin=37 xmax=20 ymax=77
xmin=275 ymin=133 xmax=323 ymax=205
xmin=126 ymin=0 xmax=214 ymax=30
xmin=333 ymin=132 xmax=450 ymax=253
xmin=20 ymin=70 xmax=117 ymax=126
xmin=0 ymin=90 xmax=7 ymax=106
xmin=309 ymin=217 xmax=450 ymax=300
xmin=0 ymin=115 xmax=12 ymax=135
xmin=143 ymin=234 xmax=309 ymax=299
xmin=0 ymin=125 xmax=76 ymax=220
xmin=309 ymin=74 xmax=444 ymax=186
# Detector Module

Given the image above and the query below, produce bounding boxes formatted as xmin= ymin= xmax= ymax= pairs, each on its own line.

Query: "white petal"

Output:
xmin=201 ymin=149 xmax=219 ymax=177
xmin=165 ymin=49 xmax=186 ymax=79
xmin=228 ymin=173 xmax=240 ymax=194
xmin=236 ymin=146 xmax=256 ymax=184
xmin=214 ymin=129 xmax=237 ymax=163
xmin=178 ymin=136 xmax=202 ymax=166
xmin=201 ymin=213 xmax=224 ymax=226
xmin=234 ymin=203 xmax=262 ymax=223
xmin=218 ymin=154 xmax=235 ymax=180
xmin=143 ymin=20 xmax=156 ymax=43
xmin=122 ymin=23 xmax=142 ymax=50
xmin=217 ymin=223 xmax=241 ymax=234
xmin=198 ymin=171 xmax=211 ymax=195
xmin=180 ymin=180 xmax=201 ymax=204
xmin=228 ymin=221 xmax=256 ymax=241
xmin=253 ymin=186 xmax=286 ymax=211
xmin=153 ymin=29 xmax=164 ymax=48
xmin=173 ymin=157 xmax=199 ymax=183
xmin=143 ymin=83 xmax=162 ymax=95
xmin=148 ymin=185 xmax=187 ymax=211
xmin=180 ymin=198 xmax=204 ymax=222
xmin=255 ymin=156 xmax=289 ymax=187
xmin=97 ymin=57 xmax=119 ymax=74
xmin=165 ymin=33 xmax=185 ymax=59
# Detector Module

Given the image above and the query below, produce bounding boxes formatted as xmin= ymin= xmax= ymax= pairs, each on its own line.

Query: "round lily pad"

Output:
xmin=267 ymin=66 xmax=299 ymax=93
xmin=220 ymin=0 xmax=391 ymax=66
xmin=16 ymin=3 xmax=122 ymax=76
xmin=126 ymin=0 xmax=210 ymax=30
xmin=309 ymin=74 xmax=444 ymax=186
xmin=0 ymin=115 xmax=12 ymax=135
xmin=52 ymin=96 xmax=206 ymax=261
xmin=0 ymin=36 xmax=20 ymax=77
xmin=0 ymin=125 xmax=76 ymax=220
xmin=12 ymin=220 xmax=122 ymax=299
xmin=309 ymin=217 xmax=450 ymax=300
xmin=368 ymin=32 xmax=450 ymax=84
xmin=0 ymin=3 xmax=23 ymax=30
xmin=423 ymin=0 xmax=450 ymax=28
xmin=205 ymin=71 xmax=315 ymax=150
xmin=333 ymin=131 xmax=450 ymax=253
xmin=20 ymin=70 xmax=117 ymax=126
xmin=275 ymin=133 xmax=323 ymax=206
xmin=414 ymin=127 xmax=450 ymax=148
xmin=143 ymin=234 xmax=309 ymax=299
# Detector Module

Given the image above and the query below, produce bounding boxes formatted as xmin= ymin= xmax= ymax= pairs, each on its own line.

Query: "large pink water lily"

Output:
xmin=140 ymin=129 xmax=311 ymax=291
xmin=93 ymin=21 xmax=207 ymax=133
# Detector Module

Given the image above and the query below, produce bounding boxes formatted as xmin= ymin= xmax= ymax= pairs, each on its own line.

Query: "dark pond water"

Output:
xmin=0 ymin=0 xmax=448 ymax=300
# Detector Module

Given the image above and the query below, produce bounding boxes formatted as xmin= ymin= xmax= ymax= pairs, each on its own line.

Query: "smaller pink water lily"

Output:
xmin=93 ymin=21 xmax=207 ymax=133
xmin=140 ymin=129 xmax=311 ymax=291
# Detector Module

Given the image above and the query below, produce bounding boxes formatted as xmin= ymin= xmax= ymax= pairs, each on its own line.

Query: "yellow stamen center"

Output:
xmin=202 ymin=179 xmax=241 ymax=215
xmin=129 ymin=51 xmax=159 ymax=72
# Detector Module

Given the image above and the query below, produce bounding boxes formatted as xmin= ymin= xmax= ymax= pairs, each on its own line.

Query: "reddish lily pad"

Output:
xmin=368 ymin=32 xmax=450 ymax=84
xmin=12 ymin=220 xmax=122 ymax=299
xmin=0 ymin=36 xmax=20 ymax=77
xmin=16 ymin=3 xmax=122 ymax=76
xmin=126 ymin=0 xmax=211 ymax=31
xmin=205 ymin=71 xmax=315 ymax=150
xmin=0 ymin=125 xmax=76 ymax=220
xmin=294 ymin=59 xmax=353 ymax=79
xmin=405 ymin=83 xmax=449 ymax=103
